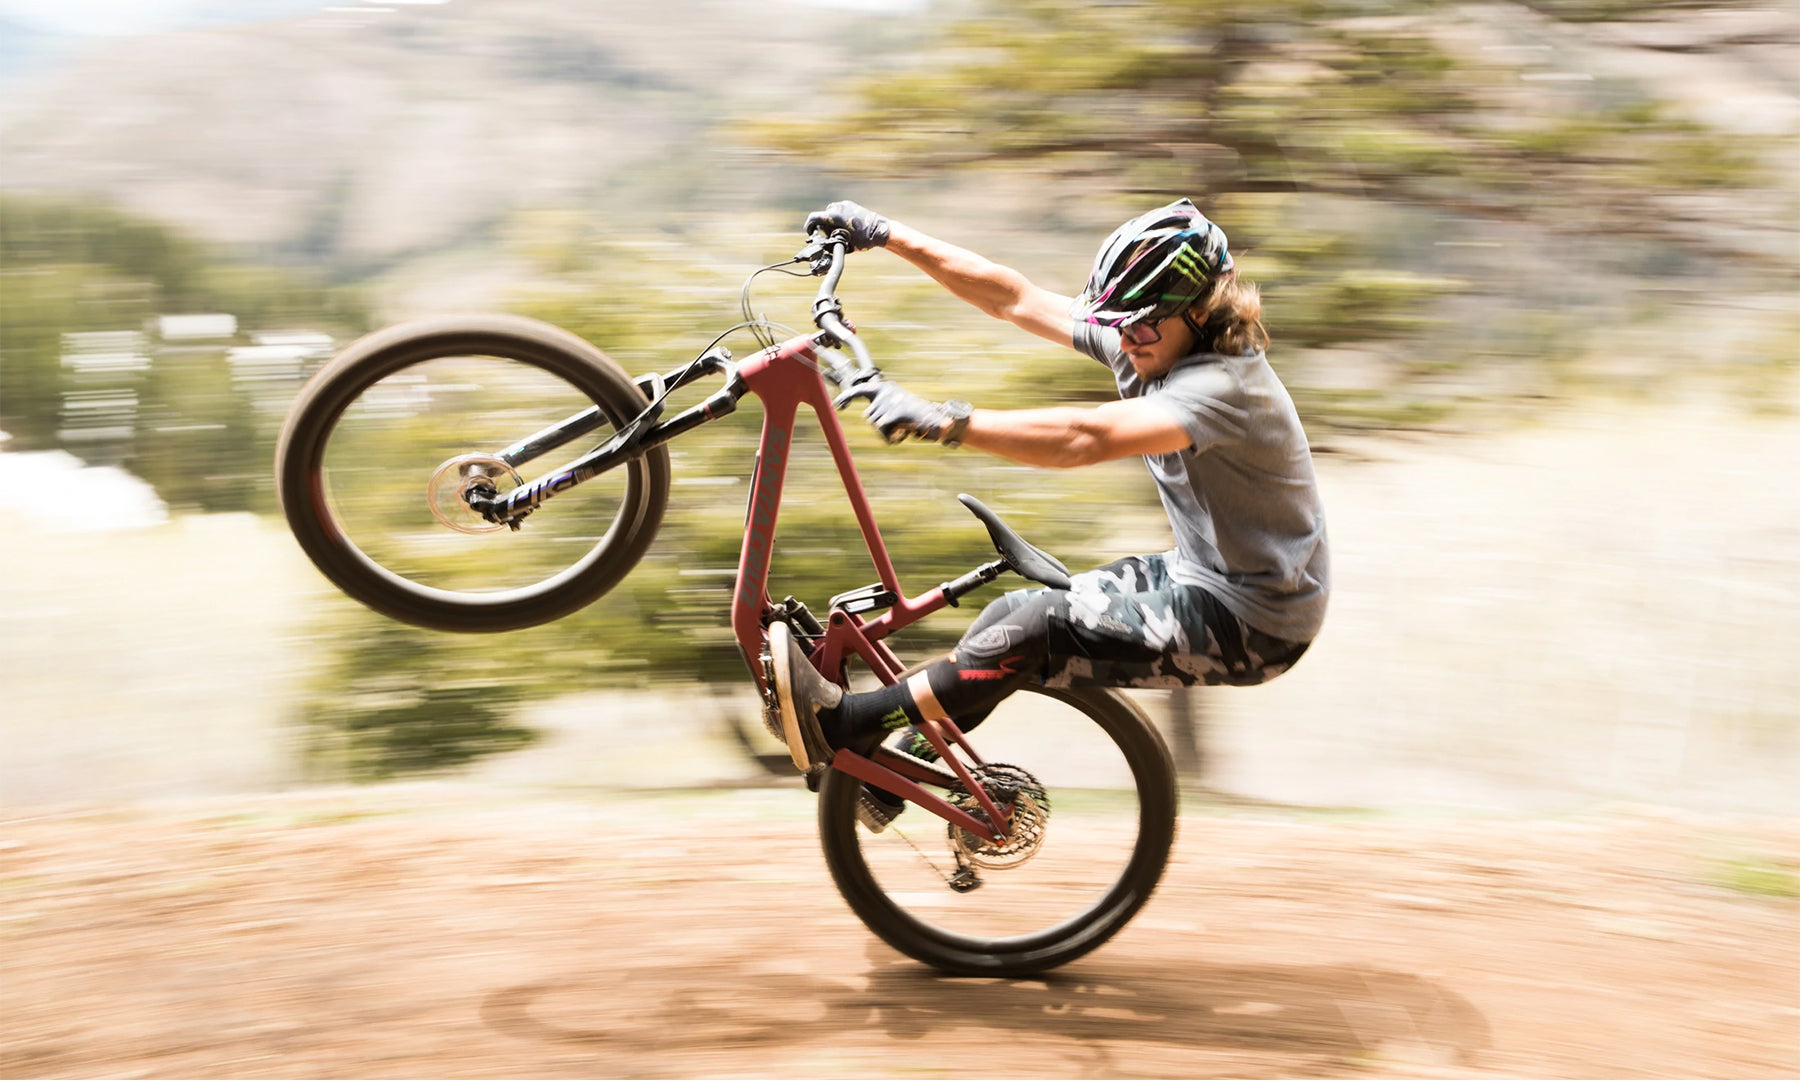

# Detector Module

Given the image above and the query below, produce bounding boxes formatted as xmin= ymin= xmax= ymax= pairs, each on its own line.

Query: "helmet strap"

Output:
xmin=1181 ymin=307 xmax=1207 ymax=347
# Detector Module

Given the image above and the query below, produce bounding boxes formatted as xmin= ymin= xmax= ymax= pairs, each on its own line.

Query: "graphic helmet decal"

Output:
xmin=1074 ymin=198 xmax=1234 ymax=329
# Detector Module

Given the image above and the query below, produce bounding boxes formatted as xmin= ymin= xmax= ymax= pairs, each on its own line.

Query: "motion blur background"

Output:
xmin=2 ymin=0 xmax=1796 ymax=813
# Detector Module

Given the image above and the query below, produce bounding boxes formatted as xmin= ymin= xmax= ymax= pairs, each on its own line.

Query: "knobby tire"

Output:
xmin=816 ymin=684 xmax=1178 ymax=976
xmin=275 ymin=315 xmax=671 ymax=633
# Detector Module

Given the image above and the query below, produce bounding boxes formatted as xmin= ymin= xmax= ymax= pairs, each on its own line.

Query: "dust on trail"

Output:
xmin=3 ymin=787 xmax=1795 ymax=1080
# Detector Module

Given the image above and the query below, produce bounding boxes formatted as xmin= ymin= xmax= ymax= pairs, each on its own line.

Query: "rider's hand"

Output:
xmin=861 ymin=381 xmax=969 ymax=446
xmin=803 ymin=201 xmax=891 ymax=251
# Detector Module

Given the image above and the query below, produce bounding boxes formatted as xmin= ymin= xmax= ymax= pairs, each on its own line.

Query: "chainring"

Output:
xmin=948 ymin=762 xmax=1051 ymax=871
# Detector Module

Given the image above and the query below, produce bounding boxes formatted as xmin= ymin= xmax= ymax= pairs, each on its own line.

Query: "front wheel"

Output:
xmin=817 ymin=685 xmax=1178 ymax=977
xmin=275 ymin=315 xmax=672 ymax=633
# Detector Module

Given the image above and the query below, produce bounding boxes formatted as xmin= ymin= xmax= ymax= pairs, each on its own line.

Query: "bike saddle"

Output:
xmin=958 ymin=493 xmax=1073 ymax=590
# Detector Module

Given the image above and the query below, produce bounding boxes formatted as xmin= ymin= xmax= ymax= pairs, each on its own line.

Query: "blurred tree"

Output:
xmin=749 ymin=0 xmax=1779 ymax=429
xmin=301 ymin=617 xmax=539 ymax=781
xmin=0 ymin=194 xmax=369 ymax=510
xmin=133 ymin=346 xmax=262 ymax=511
xmin=754 ymin=0 xmax=1761 ymax=246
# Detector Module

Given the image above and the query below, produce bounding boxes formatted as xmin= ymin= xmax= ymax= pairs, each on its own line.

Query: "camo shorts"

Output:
xmin=965 ymin=552 xmax=1311 ymax=690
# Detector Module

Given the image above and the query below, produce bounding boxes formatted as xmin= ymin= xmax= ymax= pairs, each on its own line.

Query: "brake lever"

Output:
xmin=794 ymin=240 xmax=828 ymax=273
xmin=799 ymin=231 xmax=851 ymax=276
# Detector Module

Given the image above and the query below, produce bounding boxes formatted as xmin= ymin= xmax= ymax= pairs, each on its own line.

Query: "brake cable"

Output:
xmin=740 ymin=256 xmax=814 ymax=350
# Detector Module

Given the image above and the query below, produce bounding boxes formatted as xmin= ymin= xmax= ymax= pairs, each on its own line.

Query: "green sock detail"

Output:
xmin=829 ymin=682 xmax=928 ymax=749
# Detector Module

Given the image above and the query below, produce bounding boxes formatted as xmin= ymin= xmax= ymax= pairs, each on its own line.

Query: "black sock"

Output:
xmin=820 ymin=680 xmax=924 ymax=750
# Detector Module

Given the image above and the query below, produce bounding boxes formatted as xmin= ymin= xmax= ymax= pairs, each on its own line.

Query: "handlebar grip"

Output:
xmin=815 ymin=237 xmax=850 ymax=298
xmin=810 ymin=238 xmax=875 ymax=374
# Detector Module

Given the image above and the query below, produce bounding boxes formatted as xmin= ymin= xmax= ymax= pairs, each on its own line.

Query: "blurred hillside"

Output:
xmin=0 ymin=0 xmax=924 ymax=271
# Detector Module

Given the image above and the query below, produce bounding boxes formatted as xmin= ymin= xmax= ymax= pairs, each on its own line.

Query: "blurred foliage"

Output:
xmin=0 ymin=194 xmax=369 ymax=508
xmin=498 ymin=211 xmax=1158 ymax=633
xmin=301 ymin=617 xmax=539 ymax=781
xmin=1709 ymin=855 xmax=1800 ymax=900
xmin=1733 ymin=318 xmax=1800 ymax=416
xmin=748 ymin=0 xmax=1786 ymax=431
xmin=752 ymin=0 xmax=1764 ymax=209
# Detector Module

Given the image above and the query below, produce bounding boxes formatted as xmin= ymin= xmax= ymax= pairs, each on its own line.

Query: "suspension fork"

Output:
xmin=466 ymin=351 xmax=743 ymax=524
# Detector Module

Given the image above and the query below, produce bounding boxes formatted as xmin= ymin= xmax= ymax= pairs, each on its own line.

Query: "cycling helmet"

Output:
xmin=1074 ymin=198 xmax=1234 ymax=330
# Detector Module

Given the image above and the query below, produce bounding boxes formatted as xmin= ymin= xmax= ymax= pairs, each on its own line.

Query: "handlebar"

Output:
xmin=804 ymin=235 xmax=877 ymax=384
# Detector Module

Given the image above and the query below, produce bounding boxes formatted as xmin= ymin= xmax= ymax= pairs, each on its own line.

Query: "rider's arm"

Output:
xmin=959 ymin=398 xmax=1191 ymax=468
xmin=883 ymin=223 xmax=1075 ymax=349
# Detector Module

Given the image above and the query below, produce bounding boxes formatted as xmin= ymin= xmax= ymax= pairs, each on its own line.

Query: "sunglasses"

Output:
xmin=1119 ymin=321 xmax=1163 ymax=346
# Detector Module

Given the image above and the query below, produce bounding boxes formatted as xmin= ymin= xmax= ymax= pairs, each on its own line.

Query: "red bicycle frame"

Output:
xmin=727 ymin=333 xmax=1013 ymax=842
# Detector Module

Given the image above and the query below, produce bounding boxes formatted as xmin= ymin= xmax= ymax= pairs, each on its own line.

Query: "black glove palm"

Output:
xmin=803 ymin=200 xmax=891 ymax=251
xmin=862 ymin=381 xmax=962 ymax=445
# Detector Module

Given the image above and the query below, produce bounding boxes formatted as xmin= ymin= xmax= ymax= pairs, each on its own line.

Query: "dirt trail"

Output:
xmin=2 ymin=788 xmax=1795 ymax=1080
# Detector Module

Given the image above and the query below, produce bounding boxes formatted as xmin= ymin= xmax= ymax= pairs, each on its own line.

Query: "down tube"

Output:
xmin=813 ymin=389 xmax=904 ymax=596
xmin=731 ymin=397 xmax=798 ymax=691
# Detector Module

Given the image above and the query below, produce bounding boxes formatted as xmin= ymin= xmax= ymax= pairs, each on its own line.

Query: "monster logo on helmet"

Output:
xmin=1074 ymin=199 xmax=1234 ymax=331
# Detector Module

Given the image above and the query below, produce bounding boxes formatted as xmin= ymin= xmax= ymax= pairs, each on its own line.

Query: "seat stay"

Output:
xmin=817 ymin=608 xmax=905 ymax=686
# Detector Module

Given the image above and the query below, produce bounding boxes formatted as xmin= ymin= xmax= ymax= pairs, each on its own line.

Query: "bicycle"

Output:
xmin=275 ymin=233 xmax=1179 ymax=976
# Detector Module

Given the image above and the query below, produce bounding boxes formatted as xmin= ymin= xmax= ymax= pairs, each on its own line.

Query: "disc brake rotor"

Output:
xmin=426 ymin=453 xmax=524 ymax=534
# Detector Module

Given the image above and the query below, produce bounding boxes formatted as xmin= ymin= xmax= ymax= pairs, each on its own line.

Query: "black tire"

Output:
xmin=817 ymin=685 xmax=1178 ymax=977
xmin=275 ymin=315 xmax=671 ymax=633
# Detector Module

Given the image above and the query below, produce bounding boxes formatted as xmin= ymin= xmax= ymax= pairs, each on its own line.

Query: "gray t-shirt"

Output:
xmin=1073 ymin=321 xmax=1330 ymax=642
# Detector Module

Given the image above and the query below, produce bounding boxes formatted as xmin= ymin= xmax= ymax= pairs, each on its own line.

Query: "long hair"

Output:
xmin=1183 ymin=272 xmax=1269 ymax=356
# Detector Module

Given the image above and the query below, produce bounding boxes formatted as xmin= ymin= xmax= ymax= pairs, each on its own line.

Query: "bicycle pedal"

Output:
xmin=856 ymin=787 xmax=907 ymax=834
xmin=803 ymin=764 xmax=828 ymax=793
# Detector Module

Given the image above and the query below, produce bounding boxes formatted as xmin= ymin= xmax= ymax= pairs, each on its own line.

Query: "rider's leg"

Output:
xmin=813 ymin=590 xmax=1057 ymax=751
xmin=809 ymin=553 xmax=1203 ymax=750
xmin=1037 ymin=553 xmax=1312 ymax=690
xmin=849 ymin=551 xmax=1204 ymax=741
xmin=780 ymin=553 xmax=1313 ymax=760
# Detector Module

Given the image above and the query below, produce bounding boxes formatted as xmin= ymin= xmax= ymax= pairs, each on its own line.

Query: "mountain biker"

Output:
xmin=771 ymin=199 xmax=1329 ymax=824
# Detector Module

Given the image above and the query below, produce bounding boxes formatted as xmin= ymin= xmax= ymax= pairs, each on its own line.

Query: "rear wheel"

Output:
xmin=275 ymin=315 xmax=671 ymax=633
xmin=817 ymin=685 xmax=1178 ymax=976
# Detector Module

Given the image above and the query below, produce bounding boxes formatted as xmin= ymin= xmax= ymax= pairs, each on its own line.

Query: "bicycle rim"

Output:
xmin=278 ymin=320 xmax=666 ymax=631
xmin=817 ymin=685 xmax=1177 ymax=976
